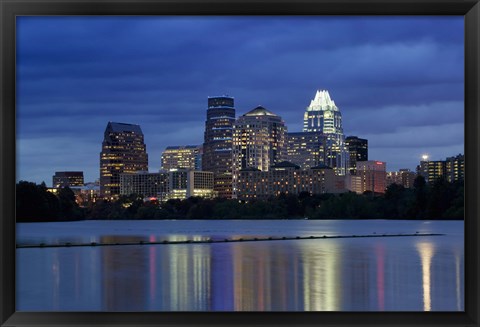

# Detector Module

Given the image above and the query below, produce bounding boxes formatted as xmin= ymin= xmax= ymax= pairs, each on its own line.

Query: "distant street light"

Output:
xmin=422 ymin=154 xmax=429 ymax=161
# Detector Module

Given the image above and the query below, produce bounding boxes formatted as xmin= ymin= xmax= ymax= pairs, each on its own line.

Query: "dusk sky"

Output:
xmin=16 ymin=16 xmax=464 ymax=186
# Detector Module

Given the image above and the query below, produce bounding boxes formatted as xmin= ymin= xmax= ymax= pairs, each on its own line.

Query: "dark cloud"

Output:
xmin=16 ymin=16 xmax=464 ymax=185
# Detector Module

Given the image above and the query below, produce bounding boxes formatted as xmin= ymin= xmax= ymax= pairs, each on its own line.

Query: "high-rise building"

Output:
xmin=100 ymin=122 xmax=148 ymax=199
xmin=285 ymin=132 xmax=326 ymax=169
xmin=202 ymin=96 xmax=236 ymax=198
xmin=303 ymin=90 xmax=347 ymax=175
xmin=345 ymin=136 xmax=368 ymax=175
xmin=417 ymin=153 xmax=464 ymax=184
xmin=446 ymin=154 xmax=465 ymax=182
xmin=417 ymin=159 xmax=447 ymax=184
xmin=349 ymin=160 xmax=386 ymax=194
xmin=161 ymin=145 xmax=202 ymax=171
xmin=232 ymin=106 xmax=286 ymax=198
xmin=52 ymin=171 xmax=84 ymax=188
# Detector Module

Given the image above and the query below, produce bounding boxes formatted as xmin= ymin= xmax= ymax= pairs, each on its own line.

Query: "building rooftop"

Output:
xmin=306 ymin=90 xmax=339 ymax=112
xmin=310 ymin=164 xmax=333 ymax=170
xmin=106 ymin=122 xmax=143 ymax=134
xmin=271 ymin=161 xmax=301 ymax=169
xmin=243 ymin=106 xmax=277 ymax=117
xmin=240 ymin=167 xmax=261 ymax=172
xmin=165 ymin=145 xmax=200 ymax=150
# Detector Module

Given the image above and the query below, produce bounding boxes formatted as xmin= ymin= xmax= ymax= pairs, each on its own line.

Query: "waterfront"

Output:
xmin=16 ymin=219 xmax=464 ymax=311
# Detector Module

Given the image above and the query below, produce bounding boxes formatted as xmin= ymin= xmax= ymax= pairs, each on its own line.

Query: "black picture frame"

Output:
xmin=1 ymin=0 xmax=479 ymax=326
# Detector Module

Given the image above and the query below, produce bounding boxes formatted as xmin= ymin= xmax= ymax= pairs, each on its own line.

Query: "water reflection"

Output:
xmin=101 ymin=236 xmax=148 ymax=311
xmin=17 ymin=235 xmax=464 ymax=311
xmin=302 ymin=242 xmax=341 ymax=311
xmin=416 ymin=242 xmax=434 ymax=311
xmin=375 ymin=244 xmax=385 ymax=310
xmin=455 ymin=249 xmax=462 ymax=311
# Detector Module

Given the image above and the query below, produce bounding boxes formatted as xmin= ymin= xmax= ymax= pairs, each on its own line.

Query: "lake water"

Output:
xmin=16 ymin=219 xmax=464 ymax=311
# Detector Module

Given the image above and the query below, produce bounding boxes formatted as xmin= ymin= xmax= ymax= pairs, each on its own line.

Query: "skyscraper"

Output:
xmin=285 ymin=132 xmax=326 ymax=169
xmin=202 ymin=96 xmax=236 ymax=198
xmin=303 ymin=90 xmax=347 ymax=175
xmin=232 ymin=106 xmax=286 ymax=198
xmin=100 ymin=122 xmax=148 ymax=198
xmin=345 ymin=136 xmax=368 ymax=175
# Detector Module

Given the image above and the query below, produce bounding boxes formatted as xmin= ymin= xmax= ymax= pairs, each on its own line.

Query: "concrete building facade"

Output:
xmin=232 ymin=106 xmax=286 ymax=198
xmin=52 ymin=171 xmax=84 ymax=188
xmin=236 ymin=161 xmax=344 ymax=201
xmin=348 ymin=160 xmax=387 ymax=194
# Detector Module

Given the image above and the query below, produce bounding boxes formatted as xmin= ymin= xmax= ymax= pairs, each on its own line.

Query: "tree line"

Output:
xmin=16 ymin=181 xmax=84 ymax=222
xmin=16 ymin=176 xmax=464 ymax=222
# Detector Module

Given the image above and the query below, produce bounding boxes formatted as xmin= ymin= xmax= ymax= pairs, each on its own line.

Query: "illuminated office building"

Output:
xmin=345 ymin=136 xmax=368 ymax=175
xmin=303 ymin=90 xmax=347 ymax=175
xmin=119 ymin=169 xmax=215 ymax=201
xmin=202 ymin=96 xmax=236 ymax=198
xmin=232 ymin=106 xmax=286 ymax=198
xmin=100 ymin=122 xmax=148 ymax=198
xmin=166 ymin=169 xmax=215 ymax=200
xmin=285 ymin=132 xmax=326 ymax=169
xmin=161 ymin=145 xmax=202 ymax=171
xmin=348 ymin=160 xmax=387 ymax=194
xmin=120 ymin=171 xmax=169 ymax=199
xmin=52 ymin=171 xmax=84 ymax=188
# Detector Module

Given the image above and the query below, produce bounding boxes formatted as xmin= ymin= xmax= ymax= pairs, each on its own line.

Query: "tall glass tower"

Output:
xmin=100 ymin=122 xmax=148 ymax=199
xmin=202 ymin=96 xmax=236 ymax=198
xmin=303 ymin=90 xmax=347 ymax=175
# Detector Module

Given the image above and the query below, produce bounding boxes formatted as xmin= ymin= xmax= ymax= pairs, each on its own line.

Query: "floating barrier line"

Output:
xmin=16 ymin=233 xmax=444 ymax=249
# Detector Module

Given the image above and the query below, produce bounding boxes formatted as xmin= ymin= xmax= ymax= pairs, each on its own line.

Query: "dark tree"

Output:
xmin=16 ymin=181 xmax=59 ymax=222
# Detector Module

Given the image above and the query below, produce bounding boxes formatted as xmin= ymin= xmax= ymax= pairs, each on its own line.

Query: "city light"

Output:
xmin=422 ymin=154 xmax=429 ymax=161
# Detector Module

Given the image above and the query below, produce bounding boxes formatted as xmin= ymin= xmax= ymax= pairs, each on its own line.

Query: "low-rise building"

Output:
xmin=52 ymin=171 xmax=84 ymax=188
xmin=120 ymin=171 xmax=169 ymax=199
xmin=119 ymin=169 xmax=215 ymax=201
xmin=386 ymin=169 xmax=416 ymax=189
xmin=236 ymin=161 xmax=345 ymax=201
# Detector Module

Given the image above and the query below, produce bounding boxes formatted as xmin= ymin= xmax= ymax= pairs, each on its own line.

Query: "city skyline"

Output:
xmin=17 ymin=16 xmax=464 ymax=185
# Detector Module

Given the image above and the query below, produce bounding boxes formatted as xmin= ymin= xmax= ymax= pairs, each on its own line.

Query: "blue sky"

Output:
xmin=16 ymin=16 xmax=464 ymax=186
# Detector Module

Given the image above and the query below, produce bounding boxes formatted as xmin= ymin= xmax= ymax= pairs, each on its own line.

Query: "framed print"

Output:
xmin=1 ymin=0 xmax=479 ymax=326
